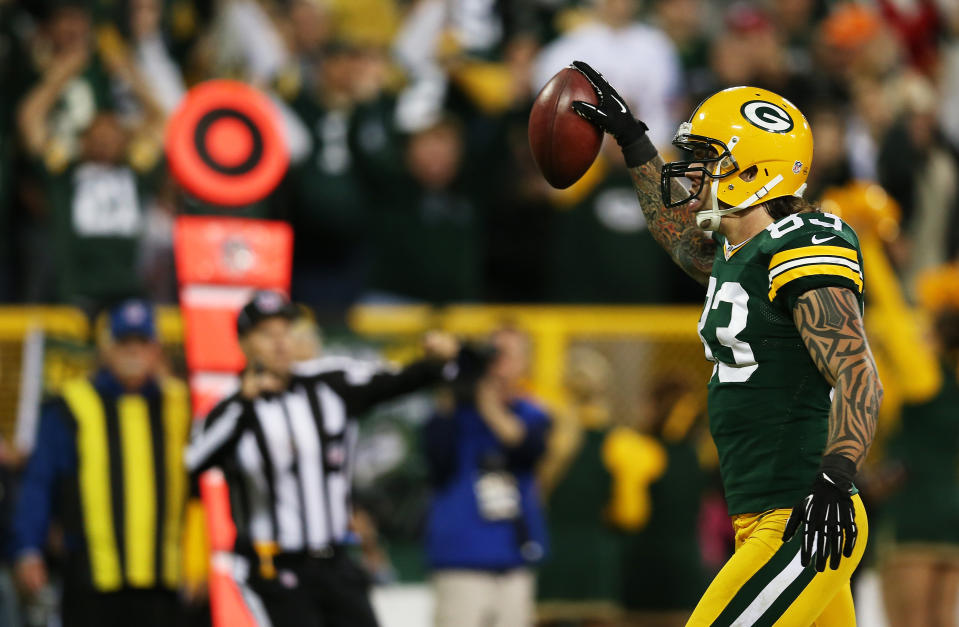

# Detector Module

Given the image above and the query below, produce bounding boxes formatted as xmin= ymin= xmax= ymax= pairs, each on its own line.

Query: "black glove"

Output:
xmin=782 ymin=455 xmax=858 ymax=572
xmin=569 ymin=60 xmax=657 ymax=167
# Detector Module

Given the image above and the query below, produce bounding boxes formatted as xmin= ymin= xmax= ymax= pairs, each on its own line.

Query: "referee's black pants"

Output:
xmin=240 ymin=548 xmax=379 ymax=627
xmin=62 ymin=584 xmax=184 ymax=627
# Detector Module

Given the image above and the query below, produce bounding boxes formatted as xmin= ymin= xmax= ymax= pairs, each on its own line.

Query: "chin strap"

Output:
xmin=695 ymin=156 xmax=788 ymax=231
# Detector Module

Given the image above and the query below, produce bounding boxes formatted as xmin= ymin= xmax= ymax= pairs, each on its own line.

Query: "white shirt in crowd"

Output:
xmin=532 ymin=20 xmax=682 ymax=148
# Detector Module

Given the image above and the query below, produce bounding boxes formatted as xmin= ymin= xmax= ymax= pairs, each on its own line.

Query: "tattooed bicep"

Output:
xmin=792 ymin=286 xmax=867 ymax=385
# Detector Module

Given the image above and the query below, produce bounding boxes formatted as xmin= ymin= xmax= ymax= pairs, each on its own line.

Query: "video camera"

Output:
xmin=451 ymin=342 xmax=499 ymax=401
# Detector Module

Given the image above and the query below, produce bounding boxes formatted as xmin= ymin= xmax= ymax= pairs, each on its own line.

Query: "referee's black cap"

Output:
xmin=237 ymin=290 xmax=299 ymax=337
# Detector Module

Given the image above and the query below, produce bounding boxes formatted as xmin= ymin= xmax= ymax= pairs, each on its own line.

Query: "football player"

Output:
xmin=569 ymin=61 xmax=883 ymax=626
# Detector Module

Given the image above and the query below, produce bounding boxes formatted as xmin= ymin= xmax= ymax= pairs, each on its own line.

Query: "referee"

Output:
xmin=185 ymin=291 xmax=460 ymax=627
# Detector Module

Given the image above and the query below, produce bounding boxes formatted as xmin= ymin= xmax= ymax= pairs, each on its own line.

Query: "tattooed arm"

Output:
xmin=565 ymin=61 xmax=715 ymax=284
xmin=628 ymin=157 xmax=716 ymax=284
xmin=793 ymin=286 xmax=884 ymax=470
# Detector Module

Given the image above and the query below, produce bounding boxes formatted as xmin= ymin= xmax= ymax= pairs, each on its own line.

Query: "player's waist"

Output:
xmin=732 ymin=508 xmax=791 ymax=537
xmin=732 ymin=494 xmax=865 ymax=539
xmin=706 ymin=389 xmax=831 ymax=422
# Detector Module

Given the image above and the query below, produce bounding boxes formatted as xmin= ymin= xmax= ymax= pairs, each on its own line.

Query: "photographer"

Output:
xmin=423 ymin=327 xmax=551 ymax=627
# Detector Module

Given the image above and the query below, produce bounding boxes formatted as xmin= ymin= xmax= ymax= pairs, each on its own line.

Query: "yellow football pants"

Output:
xmin=687 ymin=495 xmax=867 ymax=626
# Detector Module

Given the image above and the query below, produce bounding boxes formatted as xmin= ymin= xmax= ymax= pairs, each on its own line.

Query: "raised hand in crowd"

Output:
xmin=17 ymin=45 xmax=91 ymax=156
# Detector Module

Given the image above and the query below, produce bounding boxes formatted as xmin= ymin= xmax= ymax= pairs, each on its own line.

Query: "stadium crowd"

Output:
xmin=0 ymin=0 xmax=958 ymax=626
xmin=0 ymin=0 xmax=953 ymax=314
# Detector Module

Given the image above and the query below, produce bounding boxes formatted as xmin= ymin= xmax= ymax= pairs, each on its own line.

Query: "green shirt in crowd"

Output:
xmin=47 ymin=161 xmax=150 ymax=305
xmin=537 ymin=427 xmax=621 ymax=612
xmin=547 ymin=161 xmax=691 ymax=303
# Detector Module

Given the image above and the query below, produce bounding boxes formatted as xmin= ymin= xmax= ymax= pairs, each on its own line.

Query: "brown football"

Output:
xmin=528 ymin=67 xmax=604 ymax=189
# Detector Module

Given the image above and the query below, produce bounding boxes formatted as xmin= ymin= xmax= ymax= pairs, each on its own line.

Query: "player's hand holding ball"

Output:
xmin=528 ymin=61 xmax=659 ymax=189
xmin=567 ymin=61 xmax=657 ymax=168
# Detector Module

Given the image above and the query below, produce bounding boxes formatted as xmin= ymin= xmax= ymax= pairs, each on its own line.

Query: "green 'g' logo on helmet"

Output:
xmin=740 ymin=100 xmax=794 ymax=133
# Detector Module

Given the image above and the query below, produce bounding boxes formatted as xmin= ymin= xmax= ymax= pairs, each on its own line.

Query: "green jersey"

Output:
xmin=698 ymin=211 xmax=864 ymax=515
xmin=48 ymin=162 xmax=148 ymax=305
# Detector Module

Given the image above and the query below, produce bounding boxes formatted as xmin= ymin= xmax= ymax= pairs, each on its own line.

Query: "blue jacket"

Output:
xmin=423 ymin=398 xmax=550 ymax=571
xmin=11 ymin=370 xmax=161 ymax=559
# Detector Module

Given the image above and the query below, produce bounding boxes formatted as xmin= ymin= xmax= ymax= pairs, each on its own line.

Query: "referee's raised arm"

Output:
xmin=301 ymin=331 xmax=461 ymax=416
xmin=185 ymin=290 xmax=462 ymax=627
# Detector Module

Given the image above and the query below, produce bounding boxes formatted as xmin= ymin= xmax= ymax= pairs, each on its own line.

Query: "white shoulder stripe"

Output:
xmin=768 ymin=256 xmax=862 ymax=281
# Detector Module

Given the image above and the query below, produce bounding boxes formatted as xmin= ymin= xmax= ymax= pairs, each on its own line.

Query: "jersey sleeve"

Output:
xmin=767 ymin=226 xmax=864 ymax=312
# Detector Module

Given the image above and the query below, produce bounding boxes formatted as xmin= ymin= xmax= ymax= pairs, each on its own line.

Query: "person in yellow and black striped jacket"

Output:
xmin=12 ymin=300 xmax=199 ymax=627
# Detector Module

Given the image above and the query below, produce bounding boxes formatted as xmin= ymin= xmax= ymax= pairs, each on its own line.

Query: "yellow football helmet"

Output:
xmin=661 ymin=86 xmax=813 ymax=230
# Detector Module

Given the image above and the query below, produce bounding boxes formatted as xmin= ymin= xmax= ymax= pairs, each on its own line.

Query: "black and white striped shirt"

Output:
xmin=186 ymin=356 xmax=454 ymax=553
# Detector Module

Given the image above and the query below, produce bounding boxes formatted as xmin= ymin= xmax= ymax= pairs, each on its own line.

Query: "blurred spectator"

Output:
xmin=807 ymin=6 xmax=905 ymax=186
xmin=393 ymin=0 xmax=537 ymax=129
xmin=209 ymin=0 xmax=288 ymax=86
xmin=11 ymin=300 xmax=195 ymax=627
xmin=537 ymin=347 xmax=620 ymax=626
xmin=392 ymin=0 xmax=450 ymax=131
xmin=17 ymin=1 xmax=166 ymax=308
xmin=277 ymin=0 xmax=331 ymax=95
xmin=15 ymin=0 xmax=100 ymax=302
xmin=700 ymin=3 xmax=815 ymax=113
xmin=764 ymin=0 xmax=821 ymax=76
xmin=879 ymin=306 xmax=959 ymax=627
xmin=288 ymin=306 xmax=324 ymax=362
xmin=844 ymin=76 xmax=891 ymax=183
xmin=368 ymin=117 xmax=481 ymax=303
xmin=652 ymin=0 xmax=713 ymax=106
xmin=815 ymin=3 xmax=904 ymax=105
xmin=283 ymin=40 xmax=375 ymax=311
xmin=546 ymin=142 xmax=699 ymax=303
xmin=938 ymin=2 xmax=959 ymax=150
xmin=37 ymin=111 xmax=161 ymax=308
xmin=18 ymin=0 xmax=107 ymax=160
xmin=160 ymin=0 xmax=214 ymax=84
xmin=351 ymin=507 xmax=398 ymax=585
xmin=878 ymin=0 xmax=942 ymax=75
xmin=803 ymin=104 xmax=853 ymax=201
xmin=532 ymin=0 xmax=680 ymax=147
xmin=0 ymin=0 xmax=31 ymax=302
xmin=423 ymin=328 xmax=550 ymax=627
xmin=328 ymin=0 xmax=400 ymax=56
xmin=878 ymin=74 xmax=959 ymax=286
xmin=607 ymin=375 xmax=708 ymax=627
xmin=123 ymin=0 xmax=186 ymax=114
xmin=138 ymin=173 xmax=178 ymax=304
xmin=0 ymin=436 xmax=23 ymax=627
